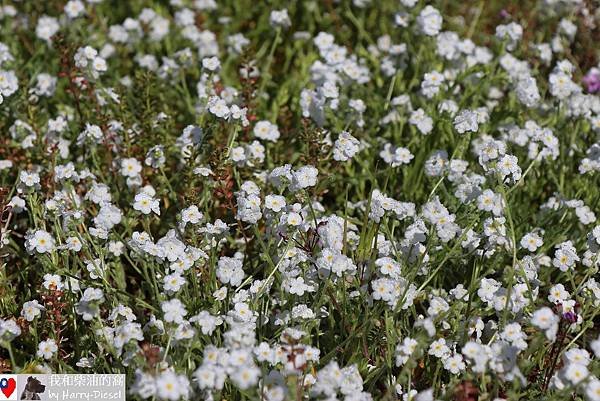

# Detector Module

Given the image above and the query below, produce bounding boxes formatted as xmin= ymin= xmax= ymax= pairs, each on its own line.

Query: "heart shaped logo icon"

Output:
xmin=0 ymin=377 xmax=16 ymax=398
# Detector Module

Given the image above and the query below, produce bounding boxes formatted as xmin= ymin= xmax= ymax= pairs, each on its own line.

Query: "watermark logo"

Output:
xmin=19 ymin=376 xmax=46 ymax=400
xmin=0 ymin=375 xmax=18 ymax=401
xmin=0 ymin=375 xmax=124 ymax=401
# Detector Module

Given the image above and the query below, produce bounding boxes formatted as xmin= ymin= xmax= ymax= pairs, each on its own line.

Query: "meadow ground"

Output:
xmin=1 ymin=1 xmax=600 ymax=400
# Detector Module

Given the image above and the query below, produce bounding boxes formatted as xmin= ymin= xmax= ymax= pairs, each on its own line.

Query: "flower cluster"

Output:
xmin=1 ymin=1 xmax=600 ymax=401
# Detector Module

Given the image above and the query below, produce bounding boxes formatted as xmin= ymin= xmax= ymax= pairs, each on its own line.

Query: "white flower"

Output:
xmin=121 ymin=157 xmax=142 ymax=177
xmin=443 ymin=354 xmax=465 ymax=374
xmin=549 ymin=72 xmax=576 ymax=99
xmin=253 ymin=120 xmax=280 ymax=142
xmin=496 ymin=22 xmax=523 ymax=51
xmin=548 ymin=284 xmax=569 ymax=304
xmin=20 ymin=171 xmax=40 ymax=187
xmin=133 ymin=193 xmax=160 ymax=215
xmin=286 ymin=212 xmax=303 ymax=226
xmin=181 ymin=205 xmax=203 ymax=225
xmin=477 ymin=189 xmax=503 ymax=216
xmin=0 ymin=319 xmax=21 ymax=342
xmin=155 ymin=371 xmax=189 ymax=401
xmin=231 ymin=364 xmax=261 ymax=389
xmin=270 ymin=9 xmax=291 ymax=28
xmin=552 ymin=241 xmax=579 ymax=272
xmin=108 ymin=241 xmax=125 ymax=256
xmin=21 ymin=300 xmax=44 ymax=322
xmin=333 ymin=131 xmax=360 ymax=162
xmin=586 ymin=378 xmax=600 ymax=401
xmin=290 ymin=165 xmax=318 ymax=191
xmin=216 ymin=256 xmax=244 ymax=287
xmin=36 ymin=16 xmax=60 ymax=43
xmin=409 ymin=108 xmax=433 ymax=135
xmin=520 ymin=232 xmax=543 ymax=252
xmin=264 ymin=194 xmax=286 ymax=212
xmin=190 ymin=311 xmax=223 ymax=335
xmin=202 ymin=56 xmax=221 ymax=71
xmin=428 ymin=338 xmax=451 ymax=358
xmin=43 ymin=274 xmax=63 ymax=290
xmin=26 ymin=230 xmax=56 ymax=254
xmin=37 ymin=338 xmax=58 ymax=360
xmin=90 ymin=57 xmax=107 ymax=75
xmin=417 ymin=6 xmax=442 ymax=36
xmin=380 ymin=144 xmax=414 ymax=167
xmin=564 ymin=348 xmax=590 ymax=366
xmin=161 ymin=299 xmax=187 ymax=324
xmin=590 ymin=335 xmax=600 ymax=359
xmin=164 ymin=273 xmax=186 ymax=293
xmin=531 ymin=307 xmax=559 ymax=341
xmin=516 ymin=76 xmax=541 ymax=107
xmin=208 ymin=96 xmax=230 ymax=118
xmin=453 ymin=109 xmax=479 ymax=134
xmin=213 ymin=287 xmax=228 ymax=301
xmin=421 ymin=71 xmax=445 ymax=98
xmin=64 ymin=0 xmax=85 ymax=18
xmin=495 ymin=154 xmax=522 ymax=183
xmin=395 ymin=337 xmax=418 ymax=366
xmin=563 ymin=363 xmax=588 ymax=385
xmin=0 ymin=70 xmax=18 ymax=98
xmin=85 ymin=258 xmax=106 ymax=280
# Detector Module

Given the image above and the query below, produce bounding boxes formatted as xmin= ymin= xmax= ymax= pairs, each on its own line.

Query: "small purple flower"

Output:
xmin=582 ymin=68 xmax=600 ymax=94
xmin=562 ymin=311 xmax=578 ymax=323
